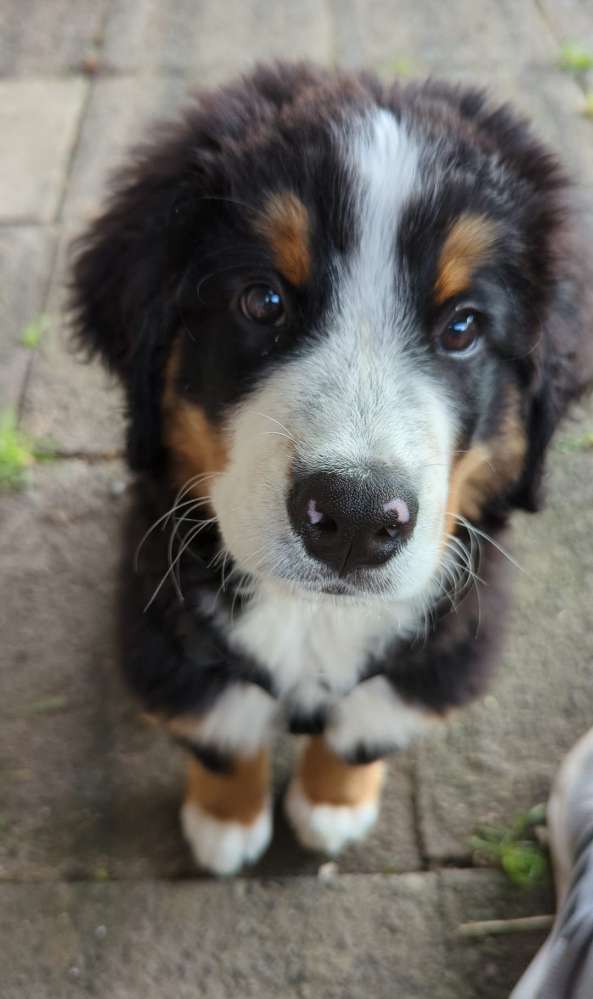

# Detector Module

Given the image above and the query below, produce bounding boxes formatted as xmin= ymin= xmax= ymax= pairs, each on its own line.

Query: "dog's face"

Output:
xmin=73 ymin=66 xmax=585 ymax=608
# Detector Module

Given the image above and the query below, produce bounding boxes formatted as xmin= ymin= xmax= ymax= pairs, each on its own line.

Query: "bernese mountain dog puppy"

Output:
xmin=72 ymin=63 xmax=593 ymax=875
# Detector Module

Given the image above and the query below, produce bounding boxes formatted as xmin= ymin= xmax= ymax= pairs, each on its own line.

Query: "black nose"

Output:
xmin=287 ymin=468 xmax=418 ymax=575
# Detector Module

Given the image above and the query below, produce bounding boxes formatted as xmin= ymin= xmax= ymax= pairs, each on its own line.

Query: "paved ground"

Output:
xmin=2 ymin=2 xmax=593 ymax=996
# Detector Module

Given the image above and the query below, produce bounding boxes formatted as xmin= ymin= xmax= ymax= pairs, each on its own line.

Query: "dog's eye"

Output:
xmin=439 ymin=309 xmax=482 ymax=354
xmin=240 ymin=284 xmax=285 ymax=326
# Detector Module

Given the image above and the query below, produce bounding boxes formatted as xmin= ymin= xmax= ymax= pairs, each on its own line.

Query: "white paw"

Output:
xmin=285 ymin=779 xmax=379 ymax=855
xmin=181 ymin=801 xmax=272 ymax=876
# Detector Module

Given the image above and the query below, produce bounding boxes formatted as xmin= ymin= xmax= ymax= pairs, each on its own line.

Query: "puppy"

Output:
xmin=72 ymin=62 xmax=593 ymax=875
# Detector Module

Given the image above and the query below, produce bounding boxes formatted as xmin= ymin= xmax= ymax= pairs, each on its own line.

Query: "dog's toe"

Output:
xmin=284 ymin=778 xmax=379 ymax=855
xmin=181 ymin=801 xmax=272 ymax=875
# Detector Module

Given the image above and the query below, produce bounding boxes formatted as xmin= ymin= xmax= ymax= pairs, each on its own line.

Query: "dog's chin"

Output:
xmin=229 ymin=534 xmax=443 ymax=607
xmin=248 ymin=564 xmax=413 ymax=606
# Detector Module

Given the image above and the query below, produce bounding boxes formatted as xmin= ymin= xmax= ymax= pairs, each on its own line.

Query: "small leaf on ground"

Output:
xmin=21 ymin=314 xmax=49 ymax=349
xmin=556 ymin=430 xmax=593 ymax=452
xmin=0 ymin=411 xmax=35 ymax=490
xmin=559 ymin=43 xmax=593 ymax=73
xmin=0 ymin=411 xmax=59 ymax=491
xmin=501 ymin=842 xmax=548 ymax=888
xmin=25 ymin=695 xmax=68 ymax=716
xmin=470 ymin=805 xmax=549 ymax=887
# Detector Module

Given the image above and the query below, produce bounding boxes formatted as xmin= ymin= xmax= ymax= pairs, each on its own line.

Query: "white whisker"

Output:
xmin=254 ymin=411 xmax=299 ymax=446
xmin=143 ymin=517 xmax=217 ymax=613
xmin=134 ymin=495 xmax=210 ymax=571
xmin=449 ymin=513 xmax=524 ymax=573
xmin=168 ymin=500 xmax=209 ymax=600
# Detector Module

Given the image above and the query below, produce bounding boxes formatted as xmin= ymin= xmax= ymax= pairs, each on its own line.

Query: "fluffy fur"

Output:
xmin=72 ymin=62 xmax=593 ymax=872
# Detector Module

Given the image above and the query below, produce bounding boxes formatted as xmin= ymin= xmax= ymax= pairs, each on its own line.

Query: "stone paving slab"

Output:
xmin=332 ymin=0 xmax=557 ymax=74
xmin=539 ymin=0 xmax=593 ymax=51
xmin=0 ymin=870 xmax=555 ymax=999
xmin=0 ymin=78 xmax=88 ymax=223
xmin=0 ymin=226 xmax=56 ymax=412
xmin=416 ymin=398 xmax=593 ymax=861
xmin=0 ymin=461 xmax=131 ymax=881
xmin=0 ymin=462 xmax=419 ymax=881
xmin=0 ymin=0 xmax=110 ymax=77
xmin=0 ymin=874 xmax=456 ymax=999
xmin=61 ymin=76 xmax=188 ymax=221
xmin=440 ymin=869 xmax=554 ymax=998
xmin=101 ymin=0 xmax=333 ymax=81
xmin=21 ymin=225 xmax=126 ymax=455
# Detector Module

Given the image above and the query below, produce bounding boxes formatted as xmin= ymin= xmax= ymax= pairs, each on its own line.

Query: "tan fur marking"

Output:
xmin=446 ymin=391 xmax=527 ymax=534
xmin=255 ymin=192 xmax=311 ymax=286
xmin=163 ymin=342 xmax=228 ymax=495
xmin=446 ymin=444 xmax=493 ymax=535
xmin=167 ymin=715 xmax=204 ymax=741
xmin=297 ymin=736 xmax=385 ymax=807
xmin=185 ymin=750 xmax=270 ymax=825
xmin=435 ymin=214 xmax=498 ymax=305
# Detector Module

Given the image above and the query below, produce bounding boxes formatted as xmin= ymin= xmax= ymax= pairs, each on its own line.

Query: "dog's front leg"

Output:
xmin=285 ymin=676 xmax=433 ymax=855
xmin=180 ymin=748 xmax=272 ymax=876
xmin=285 ymin=736 xmax=386 ymax=855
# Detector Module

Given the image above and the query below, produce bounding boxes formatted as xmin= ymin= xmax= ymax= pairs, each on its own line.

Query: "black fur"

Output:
xmin=173 ymin=737 xmax=235 ymax=775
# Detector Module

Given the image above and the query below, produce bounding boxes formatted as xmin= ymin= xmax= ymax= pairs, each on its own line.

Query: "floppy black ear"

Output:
xmin=70 ymin=128 xmax=219 ymax=472
xmin=511 ymin=233 xmax=593 ymax=512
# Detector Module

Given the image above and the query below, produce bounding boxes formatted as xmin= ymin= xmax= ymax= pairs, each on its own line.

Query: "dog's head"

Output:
xmin=72 ymin=64 xmax=592 ymax=607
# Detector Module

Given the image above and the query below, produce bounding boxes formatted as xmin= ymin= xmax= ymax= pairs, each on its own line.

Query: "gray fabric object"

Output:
xmin=511 ymin=730 xmax=593 ymax=999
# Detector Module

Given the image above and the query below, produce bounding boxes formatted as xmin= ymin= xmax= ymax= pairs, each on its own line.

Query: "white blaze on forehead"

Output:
xmin=343 ymin=108 xmax=420 ymax=333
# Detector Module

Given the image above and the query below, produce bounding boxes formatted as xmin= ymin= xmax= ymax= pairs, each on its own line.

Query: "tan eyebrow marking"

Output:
xmin=435 ymin=213 xmax=499 ymax=305
xmin=255 ymin=192 xmax=311 ymax=286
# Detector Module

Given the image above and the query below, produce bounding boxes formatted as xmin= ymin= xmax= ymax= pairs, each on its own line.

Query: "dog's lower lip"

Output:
xmin=321 ymin=583 xmax=350 ymax=596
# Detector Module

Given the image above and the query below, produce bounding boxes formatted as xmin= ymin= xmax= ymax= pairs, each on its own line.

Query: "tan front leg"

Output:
xmin=285 ymin=736 xmax=385 ymax=854
xmin=181 ymin=750 xmax=272 ymax=875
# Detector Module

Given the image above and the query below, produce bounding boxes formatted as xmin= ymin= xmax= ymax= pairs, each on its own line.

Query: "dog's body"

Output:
xmin=73 ymin=63 xmax=593 ymax=874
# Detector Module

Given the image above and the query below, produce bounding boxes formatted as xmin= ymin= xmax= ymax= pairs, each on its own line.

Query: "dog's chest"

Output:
xmin=228 ymin=587 xmax=408 ymax=716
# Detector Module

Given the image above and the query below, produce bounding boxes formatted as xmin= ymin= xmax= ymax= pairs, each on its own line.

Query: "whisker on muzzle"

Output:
xmin=143 ymin=515 xmax=218 ymax=613
xmin=448 ymin=512 xmax=525 ymax=573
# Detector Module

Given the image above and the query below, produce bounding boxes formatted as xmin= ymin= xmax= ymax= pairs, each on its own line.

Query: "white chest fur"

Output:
xmin=189 ymin=583 xmax=428 ymax=756
xmin=229 ymin=583 xmax=422 ymax=716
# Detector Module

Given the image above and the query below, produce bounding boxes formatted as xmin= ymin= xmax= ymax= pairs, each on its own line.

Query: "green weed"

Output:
xmin=470 ymin=804 xmax=549 ymax=888
xmin=21 ymin=314 xmax=49 ymax=349
xmin=0 ymin=411 xmax=57 ymax=491
xmin=558 ymin=43 xmax=593 ymax=74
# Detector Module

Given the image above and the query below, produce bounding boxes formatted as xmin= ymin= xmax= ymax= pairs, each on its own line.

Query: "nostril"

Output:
xmin=306 ymin=498 xmax=324 ymax=525
xmin=382 ymin=497 xmax=411 ymax=524
xmin=307 ymin=498 xmax=339 ymax=535
xmin=378 ymin=525 xmax=399 ymax=539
